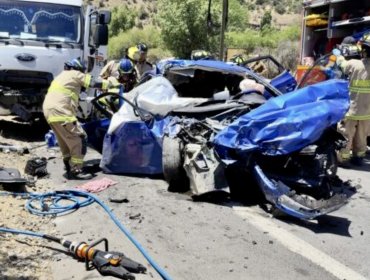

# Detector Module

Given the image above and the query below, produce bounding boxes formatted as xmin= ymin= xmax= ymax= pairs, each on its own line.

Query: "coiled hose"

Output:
xmin=0 ymin=190 xmax=172 ymax=280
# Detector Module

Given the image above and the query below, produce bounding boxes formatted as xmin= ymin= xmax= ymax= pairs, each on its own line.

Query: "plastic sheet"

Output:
xmin=213 ymin=79 xmax=349 ymax=157
xmin=108 ymin=76 xmax=207 ymax=134
xmin=100 ymin=119 xmax=168 ymax=175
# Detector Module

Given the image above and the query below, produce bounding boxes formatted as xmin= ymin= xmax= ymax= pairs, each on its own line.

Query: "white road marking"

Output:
xmin=233 ymin=207 xmax=367 ymax=280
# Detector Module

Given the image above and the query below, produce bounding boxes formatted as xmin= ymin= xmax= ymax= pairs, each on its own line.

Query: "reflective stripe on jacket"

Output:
xmin=43 ymin=70 xmax=92 ymax=123
xmin=341 ymin=58 xmax=370 ymax=120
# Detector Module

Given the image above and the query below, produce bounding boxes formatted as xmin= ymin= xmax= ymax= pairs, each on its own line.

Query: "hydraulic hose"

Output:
xmin=0 ymin=190 xmax=172 ymax=280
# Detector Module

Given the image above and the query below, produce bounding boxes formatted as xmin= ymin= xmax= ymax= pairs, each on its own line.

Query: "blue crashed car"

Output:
xmin=85 ymin=58 xmax=354 ymax=220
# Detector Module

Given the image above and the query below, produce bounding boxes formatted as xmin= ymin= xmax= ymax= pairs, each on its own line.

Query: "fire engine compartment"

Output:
xmin=301 ymin=0 xmax=370 ymax=64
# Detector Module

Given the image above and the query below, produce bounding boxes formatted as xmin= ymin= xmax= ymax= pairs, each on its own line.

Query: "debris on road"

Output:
xmin=110 ymin=197 xmax=130 ymax=204
xmin=75 ymin=177 xmax=118 ymax=193
xmin=24 ymin=157 xmax=48 ymax=177
xmin=129 ymin=213 xmax=142 ymax=220
xmin=0 ymin=167 xmax=28 ymax=189
xmin=0 ymin=143 xmax=29 ymax=155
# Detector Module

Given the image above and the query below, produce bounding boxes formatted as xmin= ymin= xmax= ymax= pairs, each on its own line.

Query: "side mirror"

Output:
xmin=93 ymin=24 xmax=108 ymax=46
xmin=98 ymin=10 xmax=111 ymax=25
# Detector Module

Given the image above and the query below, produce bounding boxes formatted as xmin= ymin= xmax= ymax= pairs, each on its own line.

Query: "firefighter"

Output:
xmin=99 ymin=58 xmax=136 ymax=92
xmin=336 ymin=33 xmax=370 ymax=166
xmin=190 ymin=50 xmax=214 ymax=60
xmin=230 ymin=54 xmax=247 ymax=66
xmin=126 ymin=43 xmax=153 ymax=81
xmin=43 ymin=58 xmax=116 ymax=179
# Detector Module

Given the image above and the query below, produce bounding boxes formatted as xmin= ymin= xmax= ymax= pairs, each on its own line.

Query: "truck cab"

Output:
xmin=0 ymin=0 xmax=110 ymax=121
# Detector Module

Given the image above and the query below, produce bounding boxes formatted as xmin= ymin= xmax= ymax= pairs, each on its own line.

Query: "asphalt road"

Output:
xmin=1 ymin=117 xmax=369 ymax=280
xmin=48 ymin=149 xmax=370 ymax=280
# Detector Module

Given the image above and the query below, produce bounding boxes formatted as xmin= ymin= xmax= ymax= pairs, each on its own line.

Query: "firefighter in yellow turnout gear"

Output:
xmin=126 ymin=44 xmax=153 ymax=82
xmin=43 ymin=59 xmax=113 ymax=179
xmin=336 ymin=33 xmax=370 ymax=166
xmin=99 ymin=58 xmax=136 ymax=92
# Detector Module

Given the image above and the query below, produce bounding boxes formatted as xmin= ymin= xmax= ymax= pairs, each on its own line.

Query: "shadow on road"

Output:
xmin=0 ymin=117 xmax=49 ymax=142
xmin=342 ymin=161 xmax=370 ymax=172
xmin=276 ymin=214 xmax=352 ymax=237
xmin=179 ymin=188 xmax=353 ymax=237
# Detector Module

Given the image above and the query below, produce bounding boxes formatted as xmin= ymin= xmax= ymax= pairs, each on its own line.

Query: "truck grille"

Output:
xmin=0 ymin=70 xmax=53 ymax=88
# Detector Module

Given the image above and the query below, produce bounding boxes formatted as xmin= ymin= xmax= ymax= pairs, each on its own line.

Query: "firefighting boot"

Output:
xmin=351 ymin=156 xmax=364 ymax=166
xmin=70 ymin=168 xmax=93 ymax=180
xmin=63 ymin=158 xmax=72 ymax=179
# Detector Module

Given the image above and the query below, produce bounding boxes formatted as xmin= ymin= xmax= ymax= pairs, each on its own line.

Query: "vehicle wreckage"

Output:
xmin=83 ymin=59 xmax=355 ymax=220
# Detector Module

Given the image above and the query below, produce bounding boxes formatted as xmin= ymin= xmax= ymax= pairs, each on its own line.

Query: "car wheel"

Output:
xmin=324 ymin=147 xmax=338 ymax=177
xmin=162 ymin=136 xmax=189 ymax=192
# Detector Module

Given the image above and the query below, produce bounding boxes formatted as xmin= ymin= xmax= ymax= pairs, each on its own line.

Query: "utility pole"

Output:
xmin=219 ymin=0 xmax=228 ymax=61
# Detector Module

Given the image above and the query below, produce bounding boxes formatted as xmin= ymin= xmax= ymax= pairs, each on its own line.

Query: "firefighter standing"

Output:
xmin=336 ymin=33 xmax=370 ymax=166
xmin=43 ymin=58 xmax=114 ymax=179
xmin=126 ymin=43 xmax=153 ymax=81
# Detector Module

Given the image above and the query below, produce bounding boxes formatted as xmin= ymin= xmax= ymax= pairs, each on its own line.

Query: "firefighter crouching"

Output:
xmin=100 ymin=58 xmax=137 ymax=92
xmin=336 ymin=33 xmax=370 ymax=166
xmin=43 ymin=58 xmax=116 ymax=180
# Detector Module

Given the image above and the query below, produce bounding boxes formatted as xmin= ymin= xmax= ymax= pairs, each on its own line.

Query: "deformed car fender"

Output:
xmin=253 ymin=164 xmax=350 ymax=220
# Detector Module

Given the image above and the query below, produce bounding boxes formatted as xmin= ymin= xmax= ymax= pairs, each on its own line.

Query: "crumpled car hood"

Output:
xmin=213 ymin=79 xmax=349 ymax=157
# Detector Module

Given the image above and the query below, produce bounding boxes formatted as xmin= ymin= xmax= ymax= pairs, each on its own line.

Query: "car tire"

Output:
xmin=326 ymin=147 xmax=338 ymax=177
xmin=162 ymin=136 xmax=189 ymax=192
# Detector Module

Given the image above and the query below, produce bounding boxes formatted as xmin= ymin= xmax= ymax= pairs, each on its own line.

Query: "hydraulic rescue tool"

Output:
xmin=1 ymin=227 xmax=147 ymax=280
xmin=0 ymin=190 xmax=172 ymax=280
xmin=60 ymin=237 xmax=147 ymax=280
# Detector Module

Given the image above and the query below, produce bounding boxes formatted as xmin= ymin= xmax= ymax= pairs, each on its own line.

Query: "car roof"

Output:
xmin=158 ymin=59 xmax=251 ymax=77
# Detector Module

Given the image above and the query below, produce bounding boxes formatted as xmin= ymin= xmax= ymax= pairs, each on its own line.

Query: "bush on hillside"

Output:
xmin=108 ymin=26 xmax=164 ymax=59
xmin=226 ymin=24 xmax=300 ymax=54
xmin=109 ymin=6 xmax=137 ymax=37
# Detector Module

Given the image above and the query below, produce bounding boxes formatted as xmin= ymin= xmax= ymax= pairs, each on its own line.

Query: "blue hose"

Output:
xmin=0 ymin=227 xmax=44 ymax=238
xmin=0 ymin=190 xmax=172 ymax=280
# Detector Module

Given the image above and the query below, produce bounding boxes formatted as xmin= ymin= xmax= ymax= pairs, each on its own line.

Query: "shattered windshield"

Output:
xmin=0 ymin=1 xmax=81 ymax=43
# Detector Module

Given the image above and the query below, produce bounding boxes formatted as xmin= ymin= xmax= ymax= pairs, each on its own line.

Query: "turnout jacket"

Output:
xmin=43 ymin=70 xmax=109 ymax=123
xmin=341 ymin=58 xmax=370 ymax=120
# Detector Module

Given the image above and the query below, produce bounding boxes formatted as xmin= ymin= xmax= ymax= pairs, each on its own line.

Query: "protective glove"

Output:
xmin=107 ymin=77 xmax=121 ymax=89
xmin=332 ymin=48 xmax=341 ymax=56
xmin=332 ymin=48 xmax=345 ymax=67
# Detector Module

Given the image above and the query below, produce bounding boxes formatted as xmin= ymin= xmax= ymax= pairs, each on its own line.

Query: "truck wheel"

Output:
xmin=162 ymin=136 xmax=189 ymax=192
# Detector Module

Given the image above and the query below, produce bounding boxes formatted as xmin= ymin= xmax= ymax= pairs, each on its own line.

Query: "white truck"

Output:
xmin=0 ymin=0 xmax=111 ymax=121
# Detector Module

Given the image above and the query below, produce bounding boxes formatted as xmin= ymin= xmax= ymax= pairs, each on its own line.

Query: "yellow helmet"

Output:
xmin=360 ymin=32 xmax=370 ymax=49
xmin=127 ymin=46 xmax=140 ymax=62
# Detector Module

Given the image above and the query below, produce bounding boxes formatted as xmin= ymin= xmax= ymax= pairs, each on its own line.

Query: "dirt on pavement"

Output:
xmin=0 ymin=117 xmax=56 ymax=280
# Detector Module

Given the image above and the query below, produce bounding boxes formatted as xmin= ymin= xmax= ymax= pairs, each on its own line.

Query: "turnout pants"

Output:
xmin=49 ymin=121 xmax=87 ymax=171
xmin=339 ymin=119 xmax=370 ymax=161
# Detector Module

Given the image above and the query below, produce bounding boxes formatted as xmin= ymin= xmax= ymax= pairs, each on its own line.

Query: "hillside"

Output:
xmin=86 ymin=0 xmax=302 ymax=27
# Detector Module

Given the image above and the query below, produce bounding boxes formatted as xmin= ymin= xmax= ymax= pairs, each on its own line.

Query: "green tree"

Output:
xmin=260 ymin=10 xmax=272 ymax=30
xmin=275 ymin=3 xmax=286 ymax=15
xmin=157 ymin=0 xmax=221 ymax=58
xmin=228 ymin=0 xmax=249 ymax=32
xmin=157 ymin=0 xmax=249 ymax=58
xmin=109 ymin=6 xmax=137 ymax=37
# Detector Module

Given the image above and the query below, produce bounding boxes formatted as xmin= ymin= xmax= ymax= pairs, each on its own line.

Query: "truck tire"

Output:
xmin=162 ymin=136 xmax=189 ymax=192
